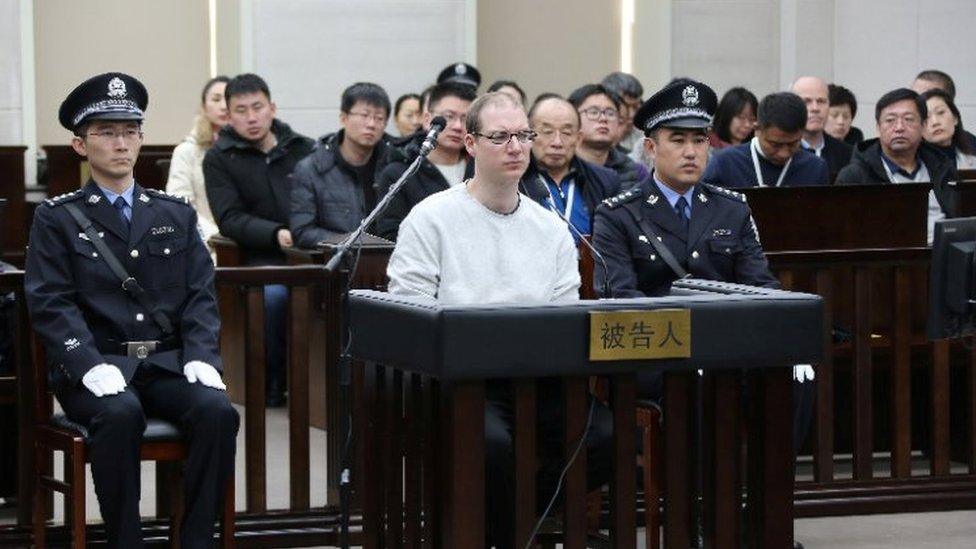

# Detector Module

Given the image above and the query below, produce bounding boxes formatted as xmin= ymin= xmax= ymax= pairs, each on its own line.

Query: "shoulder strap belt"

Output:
xmin=63 ymin=203 xmax=174 ymax=335
xmin=623 ymin=202 xmax=689 ymax=279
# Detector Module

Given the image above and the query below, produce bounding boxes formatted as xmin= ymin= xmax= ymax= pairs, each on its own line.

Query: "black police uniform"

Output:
xmin=592 ymin=79 xmax=813 ymax=459
xmin=24 ymin=72 xmax=238 ymax=548
xmin=593 ymin=180 xmax=777 ymax=298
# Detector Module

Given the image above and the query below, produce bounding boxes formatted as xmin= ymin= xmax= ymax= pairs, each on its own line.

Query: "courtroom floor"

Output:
xmin=3 ymin=404 xmax=976 ymax=548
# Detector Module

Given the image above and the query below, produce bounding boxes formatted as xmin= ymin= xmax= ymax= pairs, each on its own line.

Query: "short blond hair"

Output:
xmin=465 ymin=92 xmax=524 ymax=134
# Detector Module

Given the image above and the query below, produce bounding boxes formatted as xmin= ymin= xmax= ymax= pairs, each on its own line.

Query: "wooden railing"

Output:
xmin=768 ymin=249 xmax=976 ymax=516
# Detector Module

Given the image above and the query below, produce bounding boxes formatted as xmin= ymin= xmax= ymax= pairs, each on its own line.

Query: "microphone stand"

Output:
xmin=534 ymin=174 xmax=613 ymax=297
xmin=323 ymin=130 xmax=441 ymax=549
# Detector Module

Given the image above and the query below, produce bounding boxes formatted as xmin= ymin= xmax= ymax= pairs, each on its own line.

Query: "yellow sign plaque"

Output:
xmin=589 ymin=309 xmax=691 ymax=361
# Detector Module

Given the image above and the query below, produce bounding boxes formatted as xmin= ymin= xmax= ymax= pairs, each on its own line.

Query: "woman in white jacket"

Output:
xmin=166 ymin=76 xmax=230 ymax=258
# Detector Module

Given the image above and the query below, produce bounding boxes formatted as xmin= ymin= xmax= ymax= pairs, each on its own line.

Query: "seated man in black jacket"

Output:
xmin=291 ymin=82 xmax=391 ymax=247
xmin=836 ymin=88 xmax=959 ymax=243
xmin=521 ymin=95 xmax=620 ymax=237
xmin=204 ymin=73 xmax=314 ymax=405
xmin=374 ymin=82 xmax=477 ymax=240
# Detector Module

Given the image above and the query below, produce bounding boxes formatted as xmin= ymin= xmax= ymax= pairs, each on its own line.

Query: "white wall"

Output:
xmin=244 ymin=0 xmax=475 ymax=140
xmin=662 ymin=0 xmax=976 ymax=139
xmin=0 ymin=0 xmax=23 ymax=146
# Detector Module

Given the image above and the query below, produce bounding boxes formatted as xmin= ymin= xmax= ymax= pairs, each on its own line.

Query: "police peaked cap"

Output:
xmin=634 ymin=79 xmax=717 ymax=134
xmin=59 ymin=72 xmax=148 ymax=131
xmin=436 ymin=62 xmax=481 ymax=88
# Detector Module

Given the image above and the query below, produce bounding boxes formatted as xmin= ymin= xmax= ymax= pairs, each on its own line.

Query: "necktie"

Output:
xmin=675 ymin=196 xmax=689 ymax=230
xmin=113 ymin=196 xmax=131 ymax=229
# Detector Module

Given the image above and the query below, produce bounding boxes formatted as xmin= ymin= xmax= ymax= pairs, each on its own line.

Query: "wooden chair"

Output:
xmin=29 ymin=337 xmax=236 ymax=548
xmin=589 ymin=377 xmax=662 ymax=548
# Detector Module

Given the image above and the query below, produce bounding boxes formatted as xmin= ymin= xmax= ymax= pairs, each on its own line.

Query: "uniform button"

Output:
xmin=130 ymin=249 xmax=139 ymax=258
xmin=136 ymin=313 xmax=145 ymax=322
xmin=92 ymin=252 xmax=98 ymax=258
xmin=163 ymin=248 xmax=171 ymax=255
xmin=691 ymin=250 xmax=700 ymax=259
xmin=650 ymin=254 xmax=657 ymax=261
xmin=725 ymin=247 xmax=731 ymax=253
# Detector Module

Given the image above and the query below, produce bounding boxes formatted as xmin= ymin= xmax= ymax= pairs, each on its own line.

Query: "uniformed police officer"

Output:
xmin=592 ymin=78 xmax=814 ymax=450
xmin=25 ymin=72 xmax=239 ymax=548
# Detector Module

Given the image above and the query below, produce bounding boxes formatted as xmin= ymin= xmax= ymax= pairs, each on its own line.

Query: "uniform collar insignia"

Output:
xmin=646 ymin=194 xmax=659 ymax=206
xmin=138 ymin=193 xmax=150 ymax=203
xmin=698 ymin=192 xmax=708 ymax=203
xmin=88 ymin=194 xmax=101 ymax=204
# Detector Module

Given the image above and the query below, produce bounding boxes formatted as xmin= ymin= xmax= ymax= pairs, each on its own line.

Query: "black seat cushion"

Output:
xmin=51 ymin=413 xmax=183 ymax=443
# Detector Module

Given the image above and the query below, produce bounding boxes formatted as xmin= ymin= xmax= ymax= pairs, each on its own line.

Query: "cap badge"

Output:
xmin=107 ymin=77 xmax=127 ymax=99
xmin=455 ymin=63 xmax=467 ymax=75
xmin=682 ymin=85 xmax=699 ymax=107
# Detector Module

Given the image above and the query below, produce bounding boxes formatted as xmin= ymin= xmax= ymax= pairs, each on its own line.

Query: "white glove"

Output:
xmin=793 ymin=364 xmax=815 ymax=383
xmin=81 ymin=364 xmax=127 ymax=397
xmin=183 ymin=361 xmax=226 ymax=390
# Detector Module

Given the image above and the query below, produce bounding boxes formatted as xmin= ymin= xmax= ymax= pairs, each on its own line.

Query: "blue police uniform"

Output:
xmin=24 ymin=72 xmax=238 ymax=548
xmin=593 ymin=177 xmax=778 ymax=298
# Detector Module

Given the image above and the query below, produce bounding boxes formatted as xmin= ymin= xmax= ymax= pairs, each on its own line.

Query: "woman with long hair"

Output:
xmin=921 ymin=88 xmax=976 ymax=170
xmin=165 ymin=75 xmax=231 ymax=256
xmin=710 ymin=87 xmax=758 ymax=150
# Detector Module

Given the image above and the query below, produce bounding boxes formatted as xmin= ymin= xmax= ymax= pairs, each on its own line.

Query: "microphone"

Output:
xmin=419 ymin=116 xmax=447 ymax=156
xmin=531 ymin=175 xmax=614 ymax=298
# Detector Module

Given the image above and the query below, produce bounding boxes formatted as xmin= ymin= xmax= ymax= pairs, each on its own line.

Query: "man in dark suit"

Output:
xmin=792 ymin=76 xmax=853 ymax=183
xmin=25 ymin=73 xmax=238 ymax=548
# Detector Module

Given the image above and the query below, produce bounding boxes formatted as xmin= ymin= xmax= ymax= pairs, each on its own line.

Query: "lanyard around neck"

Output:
xmin=751 ymin=137 xmax=792 ymax=187
xmin=543 ymin=175 xmax=576 ymax=220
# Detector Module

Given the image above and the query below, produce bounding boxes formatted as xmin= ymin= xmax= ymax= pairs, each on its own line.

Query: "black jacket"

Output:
xmin=26 ymin=182 xmax=221 ymax=387
xmin=607 ymin=147 xmax=649 ymax=190
xmin=373 ymin=133 xmax=473 ymax=241
xmin=836 ymin=138 xmax=959 ymax=216
xmin=814 ymin=133 xmax=853 ymax=184
xmin=290 ymin=130 xmax=390 ymax=248
xmin=204 ymin=119 xmax=314 ymax=264
xmin=519 ymin=156 xmax=621 ymax=227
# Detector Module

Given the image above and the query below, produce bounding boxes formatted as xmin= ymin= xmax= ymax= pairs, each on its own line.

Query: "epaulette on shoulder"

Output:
xmin=43 ymin=189 xmax=84 ymax=207
xmin=601 ymin=186 xmax=641 ymax=209
xmin=703 ymin=183 xmax=747 ymax=204
xmin=145 ymin=188 xmax=190 ymax=205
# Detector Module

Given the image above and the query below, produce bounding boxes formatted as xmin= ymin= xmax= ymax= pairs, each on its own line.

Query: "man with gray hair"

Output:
xmin=602 ymin=71 xmax=645 ymax=152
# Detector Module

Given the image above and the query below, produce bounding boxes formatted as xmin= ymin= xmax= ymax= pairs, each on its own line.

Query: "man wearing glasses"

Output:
xmin=25 ymin=72 xmax=238 ymax=547
xmin=386 ymin=91 xmax=613 ymax=547
xmin=291 ymin=82 xmax=393 ymax=248
xmin=569 ymin=83 xmax=649 ymax=190
xmin=375 ymin=81 xmax=477 ymax=240
xmin=837 ymin=88 xmax=959 ymax=243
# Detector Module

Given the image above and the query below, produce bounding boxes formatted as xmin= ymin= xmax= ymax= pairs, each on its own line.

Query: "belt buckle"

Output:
xmin=125 ymin=340 xmax=158 ymax=359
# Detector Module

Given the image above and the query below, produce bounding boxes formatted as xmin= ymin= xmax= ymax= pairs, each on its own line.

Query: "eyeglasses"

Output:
xmin=86 ymin=128 xmax=143 ymax=141
xmin=347 ymin=111 xmax=388 ymax=124
xmin=472 ymin=130 xmax=537 ymax=145
xmin=433 ymin=111 xmax=468 ymax=125
xmin=578 ymin=107 xmax=619 ymax=122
